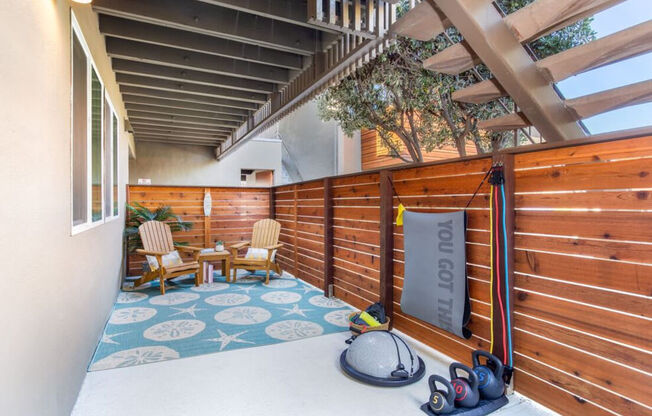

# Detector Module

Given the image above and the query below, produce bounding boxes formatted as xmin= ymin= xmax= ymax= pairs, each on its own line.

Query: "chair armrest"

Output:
xmin=263 ymin=243 xmax=283 ymax=250
xmin=136 ymin=249 xmax=168 ymax=256
xmin=175 ymin=245 xmax=204 ymax=252
xmin=230 ymin=241 xmax=251 ymax=250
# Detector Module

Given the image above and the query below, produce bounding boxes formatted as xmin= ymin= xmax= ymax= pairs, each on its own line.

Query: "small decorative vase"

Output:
xmin=216 ymin=243 xmax=224 ymax=252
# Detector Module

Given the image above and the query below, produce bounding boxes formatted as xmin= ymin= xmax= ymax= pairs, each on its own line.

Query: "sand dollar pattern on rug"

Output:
xmin=109 ymin=307 xmax=157 ymax=324
xmin=214 ymin=306 xmax=272 ymax=325
xmin=116 ymin=292 xmax=148 ymax=304
xmin=265 ymin=320 xmax=324 ymax=341
xmin=190 ymin=282 xmax=230 ymax=292
xmin=143 ymin=319 xmax=206 ymax=341
xmin=308 ymin=295 xmax=347 ymax=309
xmin=204 ymin=293 xmax=251 ymax=306
xmin=89 ymin=346 xmax=179 ymax=371
xmin=149 ymin=292 xmax=201 ymax=306
xmin=260 ymin=291 xmax=302 ymax=304
xmin=264 ymin=279 xmax=298 ymax=289
xmin=323 ymin=309 xmax=352 ymax=327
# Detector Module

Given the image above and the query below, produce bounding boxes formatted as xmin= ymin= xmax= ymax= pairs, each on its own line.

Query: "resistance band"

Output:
xmin=489 ymin=165 xmax=513 ymax=377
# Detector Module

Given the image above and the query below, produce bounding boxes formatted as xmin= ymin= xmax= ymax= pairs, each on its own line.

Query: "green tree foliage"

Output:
xmin=317 ymin=0 xmax=596 ymax=162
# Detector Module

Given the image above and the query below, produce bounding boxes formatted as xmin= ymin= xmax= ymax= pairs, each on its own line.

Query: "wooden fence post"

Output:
xmin=491 ymin=153 xmax=515 ymax=373
xmin=323 ymin=177 xmax=334 ymax=297
xmin=269 ymin=187 xmax=276 ymax=219
xmin=379 ymin=170 xmax=395 ymax=328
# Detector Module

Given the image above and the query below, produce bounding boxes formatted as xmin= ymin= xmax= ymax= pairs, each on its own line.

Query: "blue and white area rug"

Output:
xmin=89 ymin=271 xmax=352 ymax=371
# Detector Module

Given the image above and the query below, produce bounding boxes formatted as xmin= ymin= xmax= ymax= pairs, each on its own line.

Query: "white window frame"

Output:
xmin=105 ymin=94 xmax=120 ymax=222
xmin=71 ymin=12 xmax=119 ymax=235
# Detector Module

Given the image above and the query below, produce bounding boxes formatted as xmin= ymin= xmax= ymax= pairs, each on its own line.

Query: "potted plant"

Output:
xmin=215 ymin=240 xmax=225 ymax=252
xmin=124 ymin=202 xmax=193 ymax=254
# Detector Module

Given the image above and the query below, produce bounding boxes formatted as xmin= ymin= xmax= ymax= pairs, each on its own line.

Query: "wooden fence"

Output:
xmin=126 ymin=133 xmax=651 ymax=416
xmin=126 ymin=185 xmax=269 ymax=276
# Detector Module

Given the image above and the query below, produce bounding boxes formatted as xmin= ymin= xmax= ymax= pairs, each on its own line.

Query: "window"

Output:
xmin=71 ymin=14 xmax=119 ymax=234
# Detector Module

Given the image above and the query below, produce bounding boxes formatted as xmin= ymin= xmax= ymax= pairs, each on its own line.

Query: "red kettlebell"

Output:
xmin=449 ymin=362 xmax=480 ymax=408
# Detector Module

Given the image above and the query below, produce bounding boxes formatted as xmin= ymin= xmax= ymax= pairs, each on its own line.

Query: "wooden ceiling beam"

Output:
xmin=565 ymin=79 xmax=652 ymax=120
xmin=98 ymin=15 xmax=304 ymax=70
xmin=130 ymin=119 xmax=234 ymax=133
xmin=92 ymin=0 xmax=323 ymax=55
xmin=112 ymin=59 xmax=276 ymax=94
xmin=453 ymin=20 xmax=652 ymax=104
xmin=127 ymin=111 xmax=240 ymax=128
xmin=477 ymin=112 xmax=529 ymax=132
xmin=105 ymin=38 xmax=290 ymax=84
xmin=119 ymin=86 xmax=259 ymax=111
xmin=390 ymin=1 xmax=450 ymax=41
xmin=124 ymin=102 xmax=246 ymax=122
xmin=115 ymin=73 xmax=268 ymax=104
xmin=121 ymin=95 xmax=250 ymax=117
xmin=135 ymin=137 xmax=222 ymax=147
xmin=428 ymin=0 xmax=585 ymax=141
xmin=427 ymin=0 xmax=625 ymax=75
xmin=131 ymin=128 xmax=229 ymax=141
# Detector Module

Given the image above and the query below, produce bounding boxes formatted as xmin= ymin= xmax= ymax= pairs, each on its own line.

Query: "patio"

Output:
xmin=2 ymin=1 xmax=651 ymax=416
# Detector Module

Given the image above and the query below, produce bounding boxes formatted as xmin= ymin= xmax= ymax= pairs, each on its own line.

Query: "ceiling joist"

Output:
xmin=136 ymin=138 xmax=221 ymax=147
xmin=120 ymin=86 xmax=259 ymax=111
xmin=124 ymin=103 xmax=245 ymax=122
xmin=112 ymin=59 xmax=276 ymax=94
xmin=115 ymin=73 xmax=268 ymax=104
xmin=121 ymin=95 xmax=251 ymax=118
xmin=127 ymin=112 xmax=240 ymax=129
xmin=92 ymin=0 xmax=326 ymax=55
xmin=105 ymin=37 xmax=290 ymax=85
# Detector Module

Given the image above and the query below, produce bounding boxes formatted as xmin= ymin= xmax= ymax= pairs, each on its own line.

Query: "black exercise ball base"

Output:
xmin=420 ymin=395 xmax=509 ymax=416
xmin=340 ymin=350 xmax=427 ymax=387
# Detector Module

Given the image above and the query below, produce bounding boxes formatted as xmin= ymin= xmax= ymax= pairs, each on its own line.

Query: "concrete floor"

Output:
xmin=72 ymin=330 xmax=556 ymax=416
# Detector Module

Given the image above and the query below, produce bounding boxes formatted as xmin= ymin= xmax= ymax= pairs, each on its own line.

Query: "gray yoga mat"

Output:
xmin=400 ymin=210 xmax=472 ymax=339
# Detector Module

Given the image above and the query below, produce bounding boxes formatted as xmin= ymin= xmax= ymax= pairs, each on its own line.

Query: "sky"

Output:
xmin=555 ymin=0 xmax=652 ymax=134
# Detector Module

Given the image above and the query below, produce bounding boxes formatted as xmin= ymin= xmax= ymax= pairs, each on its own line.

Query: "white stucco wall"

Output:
xmin=0 ymin=2 xmax=131 ymax=415
xmin=129 ymin=138 xmax=282 ymax=186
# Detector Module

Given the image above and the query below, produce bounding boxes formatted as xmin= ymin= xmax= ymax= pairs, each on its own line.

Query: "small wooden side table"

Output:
xmin=197 ymin=250 xmax=231 ymax=284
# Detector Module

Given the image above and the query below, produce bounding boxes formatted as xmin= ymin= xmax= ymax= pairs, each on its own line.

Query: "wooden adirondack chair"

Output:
xmin=230 ymin=219 xmax=283 ymax=284
xmin=135 ymin=220 xmax=203 ymax=294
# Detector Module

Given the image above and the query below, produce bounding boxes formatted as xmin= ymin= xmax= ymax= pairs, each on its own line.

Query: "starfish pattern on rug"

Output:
xmin=205 ymin=329 xmax=254 ymax=351
xmin=169 ymin=303 xmax=205 ymax=318
xmin=299 ymin=285 xmax=322 ymax=295
xmin=233 ymin=285 xmax=257 ymax=294
xmin=278 ymin=303 xmax=313 ymax=318
xmin=101 ymin=331 xmax=130 ymax=345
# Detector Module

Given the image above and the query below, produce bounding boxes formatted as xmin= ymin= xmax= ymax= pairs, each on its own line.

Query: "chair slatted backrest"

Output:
xmin=139 ymin=221 xmax=175 ymax=253
xmin=251 ymin=219 xmax=281 ymax=249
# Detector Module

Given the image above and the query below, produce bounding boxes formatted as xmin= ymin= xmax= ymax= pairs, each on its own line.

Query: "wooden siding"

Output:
xmin=361 ymin=128 xmax=478 ymax=171
xmin=127 ymin=185 xmax=269 ymax=276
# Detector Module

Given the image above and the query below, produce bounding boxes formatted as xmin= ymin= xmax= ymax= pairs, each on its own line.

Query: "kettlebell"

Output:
xmin=449 ymin=362 xmax=480 ymax=408
xmin=472 ymin=350 xmax=505 ymax=399
xmin=427 ymin=375 xmax=456 ymax=414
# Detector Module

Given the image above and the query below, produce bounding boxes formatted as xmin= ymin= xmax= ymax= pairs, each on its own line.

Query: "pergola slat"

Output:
xmin=390 ymin=1 xmax=450 ymax=41
xmin=122 ymin=95 xmax=250 ymax=117
xmin=115 ymin=73 xmax=269 ymax=104
xmin=120 ymin=86 xmax=259 ymax=111
xmin=92 ymin=0 xmax=324 ymax=55
xmin=105 ymin=38 xmax=290 ymax=84
xmin=453 ymin=20 xmax=652 ymax=104
xmin=477 ymin=112 xmax=530 ymax=132
xmin=99 ymin=15 xmax=304 ymax=70
xmin=428 ymin=0 xmax=584 ymax=141
xmin=565 ymin=79 xmax=652 ymax=120
xmin=426 ymin=0 xmax=625 ymax=75
xmin=537 ymin=20 xmax=652 ymax=83
xmin=112 ymin=59 xmax=276 ymax=94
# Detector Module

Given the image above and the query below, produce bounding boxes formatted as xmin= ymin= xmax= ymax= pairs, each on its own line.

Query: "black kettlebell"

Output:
xmin=472 ymin=350 xmax=505 ymax=399
xmin=449 ymin=363 xmax=480 ymax=408
xmin=427 ymin=375 xmax=456 ymax=414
